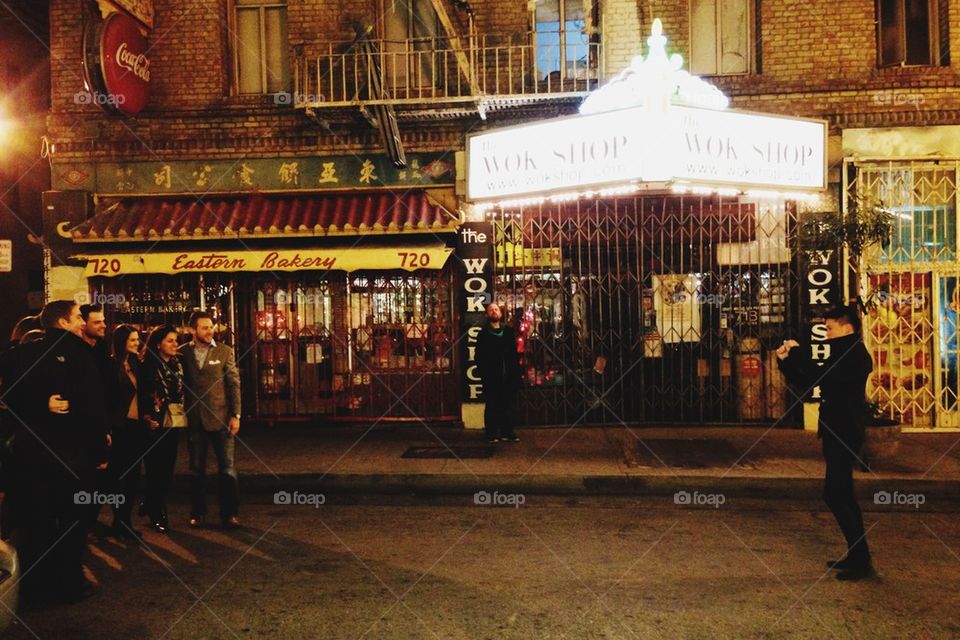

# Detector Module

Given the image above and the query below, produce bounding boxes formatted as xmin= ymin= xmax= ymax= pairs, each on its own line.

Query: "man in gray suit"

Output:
xmin=181 ymin=311 xmax=242 ymax=529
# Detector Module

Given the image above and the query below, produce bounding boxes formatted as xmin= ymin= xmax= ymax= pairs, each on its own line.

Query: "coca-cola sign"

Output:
xmin=98 ymin=13 xmax=151 ymax=115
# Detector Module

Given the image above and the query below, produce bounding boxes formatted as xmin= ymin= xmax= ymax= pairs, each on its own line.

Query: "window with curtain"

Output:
xmin=535 ymin=0 xmax=596 ymax=80
xmin=689 ymin=0 xmax=752 ymax=76
xmin=382 ymin=0 xmax=440 ymax=90
xmin=234 ymin=0 xmax=291 ymax=94
xmin=877 ymin=0 xmax=947 ymax=66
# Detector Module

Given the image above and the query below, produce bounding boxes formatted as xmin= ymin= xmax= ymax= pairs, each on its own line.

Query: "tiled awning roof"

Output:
xmin=69 ymin=192 xmax=460 ymax=242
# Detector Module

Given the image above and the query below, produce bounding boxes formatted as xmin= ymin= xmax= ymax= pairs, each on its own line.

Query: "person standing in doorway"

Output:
xmin=777 ymin=305 xmax=875 ymax=581
xmin=476 ymin=302 xmax=522 ymax=444
xmin=139 ymin=325 xmax=185 ymax=534
xmin=180 ymin=312 xmax=242 ymax=530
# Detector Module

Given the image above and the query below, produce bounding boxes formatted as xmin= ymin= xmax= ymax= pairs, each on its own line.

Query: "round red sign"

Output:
xmin=99 ymin=13 xmax=151 ymax=116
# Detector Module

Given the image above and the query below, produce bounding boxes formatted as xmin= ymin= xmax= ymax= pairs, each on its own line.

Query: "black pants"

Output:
xmin=17 ymin=453 xmax=92 ymax=602
xmin=111 ymin=419 xmax=147 ymax=526
xmin=822 ymin=435 xmax=870 ymax=565
xmin=143 ymin=428 xmax=179 ymax=522
xmin=483 ymin=385 xmax=516 ymax=440
xmin=188 ymin=428 xmax=239 ymax=520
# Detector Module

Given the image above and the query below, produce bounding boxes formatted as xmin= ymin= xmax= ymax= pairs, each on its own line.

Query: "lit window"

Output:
xmin=689 ymin=0 xmax=753 ymax=76
xmin=535 ymin=0 xmax=598 ymax=80
xmin=233 ymin=0 xmax=291 ymax=94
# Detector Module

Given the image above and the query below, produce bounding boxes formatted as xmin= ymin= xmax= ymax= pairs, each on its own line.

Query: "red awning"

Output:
xmin=69 ymin=192 xmax=460 ymax=242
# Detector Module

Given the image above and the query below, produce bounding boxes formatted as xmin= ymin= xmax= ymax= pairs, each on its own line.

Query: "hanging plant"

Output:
xmin=798 ymin=196 xmax=895 ymax=312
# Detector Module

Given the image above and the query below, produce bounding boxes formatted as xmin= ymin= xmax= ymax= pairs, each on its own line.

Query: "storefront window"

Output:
xmin=865 ymin=168 xmax=957 ymax=264
xmin=349 ymin=274 xmax=452 ymax=371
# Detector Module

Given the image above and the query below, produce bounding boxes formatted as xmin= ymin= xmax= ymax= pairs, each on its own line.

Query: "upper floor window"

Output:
xmin=233 ymin=0 xmax=290 ymax=94
xmin=534 ymin=0 xmax=599 ymax=81
xmin=380 ymin=0 xmax=441 ymax=90
xmin=877 ymin=0 xmax=948 ymax=66
xmin=689 ymin=0 xmax=753 ymax=75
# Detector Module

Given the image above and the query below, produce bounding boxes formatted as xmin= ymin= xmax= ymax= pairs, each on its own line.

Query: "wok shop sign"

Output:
xmin=458 ymin=223 xmax=495 ymax=402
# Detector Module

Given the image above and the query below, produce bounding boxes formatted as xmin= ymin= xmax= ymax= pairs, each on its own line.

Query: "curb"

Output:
xmin=171 ymin=473 xmax=960 ymax=504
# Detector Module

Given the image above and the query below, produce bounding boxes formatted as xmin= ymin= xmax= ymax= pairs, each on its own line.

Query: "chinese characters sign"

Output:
xmin=52 ymin=154 xmax=455 ymax=195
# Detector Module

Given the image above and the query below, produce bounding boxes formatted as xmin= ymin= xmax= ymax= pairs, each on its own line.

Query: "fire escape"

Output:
xmin=293 ymin=0 xmax=603 ymax=166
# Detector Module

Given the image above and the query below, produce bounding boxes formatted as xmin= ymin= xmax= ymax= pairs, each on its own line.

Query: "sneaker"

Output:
xmin=501 ymin=435 xmax=520 ymax=443
xmin=487 ymin=438 xmax=500 ymax=444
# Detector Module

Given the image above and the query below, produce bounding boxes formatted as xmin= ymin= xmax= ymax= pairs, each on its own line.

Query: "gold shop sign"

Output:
xmin=75 ymin=246 xmax=453 ymax=277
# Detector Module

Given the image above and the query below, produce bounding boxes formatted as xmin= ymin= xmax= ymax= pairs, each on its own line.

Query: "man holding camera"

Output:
xmin=777 ymin=305 xmax=875 ymax=581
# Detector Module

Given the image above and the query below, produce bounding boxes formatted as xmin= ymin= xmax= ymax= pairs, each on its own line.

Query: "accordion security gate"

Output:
xmin=488 ymin=195 xmax=803 ymax=426
xmin=95 ymin=270 xmax=459 ymax=423
xmin=849 ymin=159 xmax=960 ymax=430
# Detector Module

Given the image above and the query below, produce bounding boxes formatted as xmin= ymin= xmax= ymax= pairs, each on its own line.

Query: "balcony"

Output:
xmin=293 ymin=34 xmax=603 ymax=120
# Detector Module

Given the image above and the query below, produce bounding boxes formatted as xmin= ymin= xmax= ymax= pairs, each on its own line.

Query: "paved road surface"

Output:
xmin=6 ymin=496 xmax=959 ymax=639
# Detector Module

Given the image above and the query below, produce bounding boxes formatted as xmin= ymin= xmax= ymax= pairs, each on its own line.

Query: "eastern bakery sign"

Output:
xmin=75 ymin=246 xmax=454 ymax=277
xmin=82 ymin=12 xmax=151 ymax=116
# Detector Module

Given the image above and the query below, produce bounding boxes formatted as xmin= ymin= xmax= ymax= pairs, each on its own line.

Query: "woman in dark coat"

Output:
xmin=138 ymin=325 xmax=184 ymax=534
xmin=108 ymin=324 xmax=146 ymax=538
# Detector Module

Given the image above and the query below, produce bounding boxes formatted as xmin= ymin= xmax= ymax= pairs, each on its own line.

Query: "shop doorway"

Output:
xmin=489 ymin=195 xmax=803 ymax=426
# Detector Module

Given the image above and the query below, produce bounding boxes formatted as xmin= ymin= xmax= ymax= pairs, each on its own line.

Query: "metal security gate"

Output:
xmin=489 ymin=195 xmax=803 ymax=426
xmin=849 ymin=159 xmax=960 ymax=430
xmin=242 ymin=269 xmax=458 ymax=422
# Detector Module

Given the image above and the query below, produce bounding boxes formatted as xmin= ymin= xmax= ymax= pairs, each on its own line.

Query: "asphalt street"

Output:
xmin=5 ymin=496 xmax=959 ymax=639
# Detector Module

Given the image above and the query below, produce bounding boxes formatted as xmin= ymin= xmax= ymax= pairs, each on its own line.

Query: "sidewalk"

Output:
xmin=174 ymin=425 xmax=960 ymax=501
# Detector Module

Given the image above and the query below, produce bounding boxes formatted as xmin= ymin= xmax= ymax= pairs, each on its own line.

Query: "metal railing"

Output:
xmin=293 ymin=33 xmax=603 ymax=111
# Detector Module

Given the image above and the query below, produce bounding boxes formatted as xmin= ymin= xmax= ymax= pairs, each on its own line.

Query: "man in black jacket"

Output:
xmin=79 ymin=303 xmax=114 ymax=537
xmin=777 ymin=305 xmax=874 ymax=581
xmin=475 ymin=302 xmax=521 ymax=444
xmin=8 ymin=300 xmax=110 ymax=604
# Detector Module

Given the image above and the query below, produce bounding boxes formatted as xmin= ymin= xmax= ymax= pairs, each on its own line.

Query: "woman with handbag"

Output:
xmin=138 ymin=325 xmax=186 ymax=534
xmin=107 ymin=324 xmax=145 ymax=539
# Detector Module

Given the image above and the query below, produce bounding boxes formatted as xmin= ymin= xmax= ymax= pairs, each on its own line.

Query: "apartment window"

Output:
xmin=233 ymin=0 xmax=291 ymax=94
xmin=381 ymin=0 xmax=440 ymax=89
xmin=534 ymin=0 xmax=599 ymax=80
xmin=690 ymin=0 xmax=752 ymax=75
xmin=877 ymin=0 xmax=947 ymax=66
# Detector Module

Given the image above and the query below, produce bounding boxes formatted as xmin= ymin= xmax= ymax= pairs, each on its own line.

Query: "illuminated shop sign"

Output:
xmin=465 ymin=19 xmax=826 ymax=201
xmin=75 ymin=246 xmax=453 ymax=277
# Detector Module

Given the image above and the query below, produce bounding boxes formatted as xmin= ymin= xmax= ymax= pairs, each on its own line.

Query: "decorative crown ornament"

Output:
xmin=579 ymin=18 xmax=730 ymax=115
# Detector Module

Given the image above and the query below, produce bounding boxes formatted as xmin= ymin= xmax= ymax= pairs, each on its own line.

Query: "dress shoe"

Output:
xmin=189 ymin=516 xmax=205 ymax=529
xmin=501 ymin=435 xmax=520 ymax=443
xmin=222 ymin=516 xmax=241 ymax=530
xmin=487 ymin=438 xmax=500 ymax=444
xmin=150 ymin=519 xmax=168 ymax=534
xmin=826 ymin=557 xmax=853 ymax=570
xmin=835 ymin=564 xmax=875 ymax=581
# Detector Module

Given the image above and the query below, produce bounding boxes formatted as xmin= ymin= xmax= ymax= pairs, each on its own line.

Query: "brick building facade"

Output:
xmin=42 ymin=0 xmax=960 ymax=429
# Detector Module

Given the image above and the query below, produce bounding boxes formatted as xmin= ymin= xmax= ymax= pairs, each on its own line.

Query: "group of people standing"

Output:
xmin=0 ymin=301 xmax=243 ymax=607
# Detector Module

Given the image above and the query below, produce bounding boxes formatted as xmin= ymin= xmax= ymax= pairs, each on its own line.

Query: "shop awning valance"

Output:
xmin=68 ymin=192 xmax=460 ymax=243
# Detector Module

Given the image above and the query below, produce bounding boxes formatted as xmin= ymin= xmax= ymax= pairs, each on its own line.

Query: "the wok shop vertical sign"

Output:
xmin=802 ymin=242 xmax=841 ymax=399
xmin=459 ymin=222 xmax=494 ymax=402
